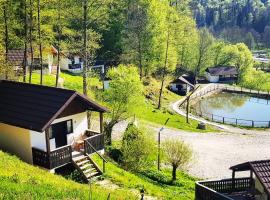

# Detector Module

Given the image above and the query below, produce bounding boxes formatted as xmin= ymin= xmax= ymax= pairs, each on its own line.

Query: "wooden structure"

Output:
xmin=195 ymin=160 xmax=270 ymax=200
xmin=0 ymin=80 xmax=108 ymax=180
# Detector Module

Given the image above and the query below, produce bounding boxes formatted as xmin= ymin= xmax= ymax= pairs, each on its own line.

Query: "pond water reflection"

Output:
xmin=193 ymin=92 xmax=270 ymax=122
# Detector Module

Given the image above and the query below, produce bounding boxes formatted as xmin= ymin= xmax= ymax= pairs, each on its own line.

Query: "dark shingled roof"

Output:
xmin=6 ymin=50 xmax=26 ymax=66
xmin=0 ymin=80 xmax=108 ymax=132
xmin=171 ymin=74 xmax=195 ymax=87
xmin=230 ymin=160 xmax=270 ymax=195
xmin=205 ymin=66 xmax=238 ymax=76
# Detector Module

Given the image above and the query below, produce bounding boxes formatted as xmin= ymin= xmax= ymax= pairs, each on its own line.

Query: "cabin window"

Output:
xmin=48 ymin=120 xmax=73 ymax=139
xmin=66 ymin=120 xmax=73 ymax=134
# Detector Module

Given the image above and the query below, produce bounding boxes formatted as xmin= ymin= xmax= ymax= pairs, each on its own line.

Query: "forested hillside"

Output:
xmin=190 ymin=0 xmax=270 ymax=48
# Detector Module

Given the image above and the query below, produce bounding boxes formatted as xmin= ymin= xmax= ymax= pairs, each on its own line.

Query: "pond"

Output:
xmin=192 ymin=92 xmax=270 ymax=127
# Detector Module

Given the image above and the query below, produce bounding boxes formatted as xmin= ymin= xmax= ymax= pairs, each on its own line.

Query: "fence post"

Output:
xmin=252 ymin=121 xmax=254 ymax=128
xmin=236 ymin=119 xmax=238 ymax=126
xmin=269 ymin=121 xmax=270 ymax=128
xmin=211 ymin=114 xmax=214 ymax=121
xmin=241 ymin=87 xmax=242 ymax=93
xmin=223 ymin=117 xmax=225 ymax=124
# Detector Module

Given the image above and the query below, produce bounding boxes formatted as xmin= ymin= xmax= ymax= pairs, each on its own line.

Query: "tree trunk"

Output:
xmin=23 ymin=0 xmax=28 ymax=82
xmin=138 ymin=38 xmax=143 ymax=80
xmin=3 ymin=3 xmax=8 ymax=80
xmin=104 ymin=121 xmax=117 ymax=145
xmin=28 ymin=0 xmax=33 ymax=83
xmin=186 ymin=96 xmax=190 ymax=124
xmin=37 ymin=0 xmax=43 ymax=85
xmin=157 ymin=30 xmax=170 ymax=109
xmin=172 ymin=165 xmax=177 ymax=181
xmin=82 ymin=0 xmax=88 ymax=96
xmin=55 ymin=2 xmax=61 ymax=87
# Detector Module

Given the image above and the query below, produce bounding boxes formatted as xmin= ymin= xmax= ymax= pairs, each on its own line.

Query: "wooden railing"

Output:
xmin=84 ymin=138 xmax=107 ymax=173
xmin=49 ymin=145 xmax=72 ymax=169
xmin=84 ymin=133 xmax=104 ymax=154
xmin=32 ymin=147 xmax=50 ymax=169
xmin=32 ymin=145 xmax=72 ymax=169
xmin=195 ymin=177 xmax=253 ymax=200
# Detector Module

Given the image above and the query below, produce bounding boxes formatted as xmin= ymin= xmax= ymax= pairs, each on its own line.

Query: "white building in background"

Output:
xmin=205 ymin=66 xmax=238 ymax=83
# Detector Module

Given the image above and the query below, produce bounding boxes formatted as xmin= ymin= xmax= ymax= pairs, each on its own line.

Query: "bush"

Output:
xmin=106 ymin=146 xmax=123 ymax=163
xmin=121 ymin=123 xmax=154 ymax=172
xmin=163 ymin=139 xmax=193 ymax=181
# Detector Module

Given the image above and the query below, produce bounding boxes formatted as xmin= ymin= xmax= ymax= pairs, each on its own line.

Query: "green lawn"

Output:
xmin=26 ymin=72 xmax=216 ymax=132
xmin=94 ymin=156 xmax=196 ymax=200
xmin=0 ymin=151 xmax=137 ymax=200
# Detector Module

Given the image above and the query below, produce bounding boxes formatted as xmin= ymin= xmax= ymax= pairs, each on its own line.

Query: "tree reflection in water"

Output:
xmin=192 ymin=92 xmax=270 ymax=121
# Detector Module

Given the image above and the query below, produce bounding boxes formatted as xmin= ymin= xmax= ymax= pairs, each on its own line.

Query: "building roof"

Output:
xmin=205 ymin=66 xmax=238 ymax=76
xmin=6 ymin=50 xmax=26 ymax=66
xmin=230 ymin=160 xmax=270 ymax=195
xmin=171 ymin=74 xmax=195 ymax=87
xmin=0 ymin=80 xmax=108 ymax=132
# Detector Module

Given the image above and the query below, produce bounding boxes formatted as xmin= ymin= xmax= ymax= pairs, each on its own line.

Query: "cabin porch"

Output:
xmin=32 ymin=130 xmax=105 ymax=170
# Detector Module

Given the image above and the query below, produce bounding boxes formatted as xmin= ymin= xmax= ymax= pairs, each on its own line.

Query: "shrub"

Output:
xmin=121 ymin=123 xmax=154 ymax=172
xmin=106 ymin=146 xmax=123 ymax=163
xmin=163 ymin=139 xmax=193 ymax=181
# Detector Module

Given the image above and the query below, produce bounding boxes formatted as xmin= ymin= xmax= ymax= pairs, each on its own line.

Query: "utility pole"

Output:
xmin=158 ymin=118 xmax=170 ymax=171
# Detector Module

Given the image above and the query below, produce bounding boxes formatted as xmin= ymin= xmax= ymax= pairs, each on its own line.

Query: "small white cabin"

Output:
xmin=0 ymin=80 xmax=108 ymax=173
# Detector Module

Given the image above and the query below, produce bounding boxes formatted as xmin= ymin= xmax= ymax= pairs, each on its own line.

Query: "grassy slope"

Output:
xmin=28 ymin=72 xmax=213 ymax=132
xmin=0 ymin=151 xmax=137 ymax=200
xmin=95 ymin=157 xmax=196 ymax=200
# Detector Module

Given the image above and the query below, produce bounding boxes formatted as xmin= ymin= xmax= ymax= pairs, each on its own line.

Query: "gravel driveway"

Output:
xmin=156 ymin=128 xmax=270 ymax=179
xmin=112 ymin=122 xmax=270 ymax=180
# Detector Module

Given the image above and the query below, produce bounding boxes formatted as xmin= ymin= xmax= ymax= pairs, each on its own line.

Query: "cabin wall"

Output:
xmin=0 ymin=123 xmax=32 ymax=164
xmin=205 ymin=72 xmax=219 ymax=83
xmin=104 ymin=80 xmax=110 ymax=90
xmin=50 ymin=112 xmax=88 ymax=150
xmin=60 ymin=57 xmax=70 ymax=71
xmin=30 ymin=130 xmax=46 ymax=151
xmin=255 ymin=177 xmax=268 ymax=200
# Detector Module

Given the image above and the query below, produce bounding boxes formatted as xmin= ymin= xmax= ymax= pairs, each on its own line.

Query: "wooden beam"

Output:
xmin=99 ymin=112 xmax=103 ymax=134
xmin=45 ymin=128 xmax=51 ymax=153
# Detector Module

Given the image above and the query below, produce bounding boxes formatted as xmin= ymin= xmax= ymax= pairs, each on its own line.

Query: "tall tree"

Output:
xmin=3 ymin=1 xmax=9 ymax=79
xmin=55 ymin=0 xmax=61 ymax=88
xmin=194 ymin=28 xmax=214 ymax=83
xmin=37 ymin=0 xmax=43 ymax=85
xmin=28 ymin=0 xmax=33 ymax=83
xmin=23 ymin=0 xmax=28 ymax=82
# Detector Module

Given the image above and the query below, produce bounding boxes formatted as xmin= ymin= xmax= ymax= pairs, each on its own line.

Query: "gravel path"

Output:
xmin=112 ymin=121 xmax=270 ymax=180
xmin=154 ymin=128 xmax=270 ymax=180
xmin=112 ymin=84 xmax=270 ymax=180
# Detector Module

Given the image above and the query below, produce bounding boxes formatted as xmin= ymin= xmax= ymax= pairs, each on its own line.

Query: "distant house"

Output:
xmin=0 ymin=80 xmax=108 ymax=180
xmin=205 ymin=66 xmax=238 ymax=83
xmin=60 ymin=54 xmax=105 ymax=74
xmin=196 ymin=159 xmax=270 ymax=200
xmin=170 ymin=74 xmax=195 ymax=95
xmin=6 ymin=46 xmax=59 ymax=75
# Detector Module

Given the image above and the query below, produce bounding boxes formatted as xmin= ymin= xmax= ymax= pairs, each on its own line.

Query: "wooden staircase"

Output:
xmin=72 ymin=152 xmax=102 ymax=182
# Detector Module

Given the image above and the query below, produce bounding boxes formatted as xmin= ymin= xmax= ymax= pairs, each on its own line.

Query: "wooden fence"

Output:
xmin=181 ymin=84 xmax=270 ymax=128
xmin=32 ymin=145 xmax=72 ymax=169
xmin=195 ymin=177 xmax=252 ymax=200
